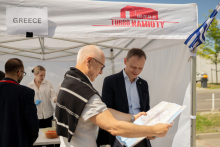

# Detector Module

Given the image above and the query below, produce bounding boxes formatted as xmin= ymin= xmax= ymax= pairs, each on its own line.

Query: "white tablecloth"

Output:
xmin=34 ymin=129 xmax=60 ymax=146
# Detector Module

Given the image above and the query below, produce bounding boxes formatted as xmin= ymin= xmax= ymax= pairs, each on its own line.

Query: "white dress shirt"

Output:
xmin=123 ymin=70 xmax=141 ymax=115
xmin=27 ymin=79 xmax=56 ymax=119
xmin=56 ymin=82 xmax=62 ymax=97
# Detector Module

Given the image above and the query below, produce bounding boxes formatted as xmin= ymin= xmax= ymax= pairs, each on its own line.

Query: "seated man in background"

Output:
xmin=98 ymin=48 xmax=152 ymax=147
xmin=0 ymin=70 xmax=4 ymax=80
xmin=0 ymin=58 xmax=39 ymax=147
xmin=55 ymin=45 xmax=172 ymax=147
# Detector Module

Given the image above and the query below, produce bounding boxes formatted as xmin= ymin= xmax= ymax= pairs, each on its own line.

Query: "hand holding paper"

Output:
xmin=152 ymin=123 xmax=172 ymax=137
xmin=134 ymin=112 xmax=147 ymax=121
xmin=116 ymin=101 xmax=186 ymax=147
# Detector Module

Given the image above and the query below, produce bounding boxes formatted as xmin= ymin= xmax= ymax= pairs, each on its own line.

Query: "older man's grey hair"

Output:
xmin=77 ymin=45 xmax=102 ymax=63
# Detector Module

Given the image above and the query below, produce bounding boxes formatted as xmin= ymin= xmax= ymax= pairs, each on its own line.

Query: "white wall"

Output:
xmin=197 ymin=55 xmax=220 ymax=83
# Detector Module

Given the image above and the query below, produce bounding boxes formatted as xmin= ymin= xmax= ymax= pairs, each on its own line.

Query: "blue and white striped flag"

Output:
xmin=184 ymin=3 xmax=220 ymax=52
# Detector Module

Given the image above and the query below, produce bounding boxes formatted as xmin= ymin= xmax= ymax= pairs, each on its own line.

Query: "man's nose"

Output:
xmin=99 ymin=70 xmax=103 ymax=75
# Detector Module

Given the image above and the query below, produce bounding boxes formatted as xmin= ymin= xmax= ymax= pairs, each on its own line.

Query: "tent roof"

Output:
xmin=0 ymin=0 xmax=197 ymax=61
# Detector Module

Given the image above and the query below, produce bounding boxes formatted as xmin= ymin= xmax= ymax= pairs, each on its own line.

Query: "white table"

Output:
xmin=34 ymin=129 xmax=60 ymax=146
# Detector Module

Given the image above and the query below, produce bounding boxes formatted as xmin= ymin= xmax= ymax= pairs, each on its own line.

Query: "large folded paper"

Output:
xmin=116 ymin=101 xmax=186 ymax=147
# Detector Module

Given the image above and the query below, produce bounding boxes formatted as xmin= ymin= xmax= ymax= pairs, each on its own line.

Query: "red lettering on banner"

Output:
xmin=127 ymin=20 xmax=130 ymax=26
xmin=156 ymin=21 xmax=159 ymax=28
xmin=151 ymin=21 xmax=155 ymax=28
xmin=110 ymin=19 xmax=168 ymax=28
xmin=160 ymin=21 xmax=164 ymax=28
xmin=132 ymin=20 xmax=136 ymax=27
xmin=93 ymin=6 xmax=179 ymax=28
xmin=120 ymin=20 xmax=123 ymax=25
xmin=148 ymin=21 xmax=151 ymax=27
xmin=141 ymin=21 xmax=147 ymax=27
xmin=137 ymin=21 xmax=141 ymax=27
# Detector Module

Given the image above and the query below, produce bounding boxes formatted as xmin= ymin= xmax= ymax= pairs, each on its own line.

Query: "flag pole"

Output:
xmin=191 ymin=51 xmax=197 ymax=147
xmin=188 ymin=42 xmax=199 ymax=62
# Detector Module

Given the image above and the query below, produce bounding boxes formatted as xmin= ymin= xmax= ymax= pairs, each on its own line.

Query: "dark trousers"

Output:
xmin=133 ymin=139 xmax=148 ymax=147
xmin=36 ymin=116 xmax=60 ymax=147
xmin=39 ymin=116 xmax=53 ymax=129
xmin=97 ymin=129 xmax=150 ymax=147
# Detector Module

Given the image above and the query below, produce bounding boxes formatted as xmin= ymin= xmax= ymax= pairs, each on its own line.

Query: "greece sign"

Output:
xmin=6 ymin=7 xmax=48 ymax=36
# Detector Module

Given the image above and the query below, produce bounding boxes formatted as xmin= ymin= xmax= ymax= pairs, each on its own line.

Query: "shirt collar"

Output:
xmin=2 ymin=78 xmax=19 ymax=84
xmin=123 ymin=69 xmax=139 ymax=83
xmin=30 ymin=79 xmax=46 ymax=85
xmin=42 ymin=79 xmax=46 ymax=84
xmin=85 ymin=74 xmax=92 ymax=83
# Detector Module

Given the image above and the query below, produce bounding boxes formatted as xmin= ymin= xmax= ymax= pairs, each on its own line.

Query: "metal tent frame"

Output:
xmin=0 ymin=36 xmax=197 ymax=147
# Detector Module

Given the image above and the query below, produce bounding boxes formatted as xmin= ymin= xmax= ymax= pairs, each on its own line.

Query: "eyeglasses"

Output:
xmin=92 ymin=58 xmax=105 ymax=71
xmin=14 ymin=70 xmax=27 ymax=76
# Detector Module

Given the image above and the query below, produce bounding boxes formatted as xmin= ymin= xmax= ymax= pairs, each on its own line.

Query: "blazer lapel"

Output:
xmin=136 ymin=79 xmax=144 ymax=111
xmin=117 ymin=71 xmax=129 ymax=112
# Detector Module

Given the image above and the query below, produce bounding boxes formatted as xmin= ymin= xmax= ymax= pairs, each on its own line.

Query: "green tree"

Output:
xmin=197 ymin=10 xmax=220 ymax=84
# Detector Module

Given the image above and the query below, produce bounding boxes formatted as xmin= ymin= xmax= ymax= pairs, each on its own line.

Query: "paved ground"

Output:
xmin=196 ymin=88 xmax=220 ymax=146
xmin=197 ymin=88 xmax=220 ymax=111
xmin=196 ymin=138 xmax=220 ymax=147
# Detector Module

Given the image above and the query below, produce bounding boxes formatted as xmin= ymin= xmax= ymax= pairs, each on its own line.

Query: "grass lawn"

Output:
xmin=196 ymin=112 xmax=220 ymax=134
xmin=196 ymin=83 xmax=220 ymax=89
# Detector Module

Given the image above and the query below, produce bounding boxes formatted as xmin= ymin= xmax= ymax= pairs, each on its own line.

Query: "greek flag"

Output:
xmin=184 ymin=3 xmax=220 ymax=52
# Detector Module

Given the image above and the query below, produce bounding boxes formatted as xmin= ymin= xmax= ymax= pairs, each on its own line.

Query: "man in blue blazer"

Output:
xmin=100 ymin=48 xmax=153 ymax=147
xmin=0 ymin=58 xmax=39 ymax=147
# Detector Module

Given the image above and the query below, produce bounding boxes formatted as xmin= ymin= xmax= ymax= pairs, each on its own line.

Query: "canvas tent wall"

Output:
xmin=0 ymin=0 xmax=198 ymax=147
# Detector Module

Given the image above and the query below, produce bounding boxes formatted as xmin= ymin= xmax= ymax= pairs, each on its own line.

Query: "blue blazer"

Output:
xmin=0 ymin=78 xmax=39 ymax=147
xmin=101 ymin=70 xmax=151 ymax=147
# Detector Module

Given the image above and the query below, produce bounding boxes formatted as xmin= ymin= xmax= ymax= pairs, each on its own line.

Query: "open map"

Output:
xmin=116 ymin=101 xmax=186 ymax=147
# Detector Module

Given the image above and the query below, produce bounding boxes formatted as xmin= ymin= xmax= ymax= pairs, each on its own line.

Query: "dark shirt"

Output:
xmin=0 ymin=70 xmax=4 ymax=80
xmin=0 ymin=78 xmax=39 ymax=147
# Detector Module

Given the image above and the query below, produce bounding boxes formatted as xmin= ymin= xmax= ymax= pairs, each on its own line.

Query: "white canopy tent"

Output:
xmin=0 ymin=0 xmax=197 ymax=147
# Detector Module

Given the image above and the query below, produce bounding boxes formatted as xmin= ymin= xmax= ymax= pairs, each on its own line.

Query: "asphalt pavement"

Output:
xmin=196 ymin=138 xmax=220 ymax=147
xmin=197 ymin=88 xmax=220 ymax=111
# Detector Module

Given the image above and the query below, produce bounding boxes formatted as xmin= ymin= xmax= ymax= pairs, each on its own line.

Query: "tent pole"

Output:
xmin=39 ymin=37 xmax=45 ymax=60
xmin=113 ymin=39 xmax=135 ymax=59
xmin=191 ymin=56 xmax=196 ymax=147
xmin=141 ymin=39 xmax=155 ymax=50
xmin=0 ymin=37 xmax=36 ymax=44
xmin=110 ymin=48 xmax=115 ymax=74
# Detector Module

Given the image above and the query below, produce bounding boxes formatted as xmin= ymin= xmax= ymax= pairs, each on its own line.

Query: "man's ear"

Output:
xmin=124 ymin=58 xmax=127 ymax=65
xmin=86 ymin=57 xmax=93 ymax=68
xmin=17 ymin=70 xmax=22 ymax=77
xmin=86 ymin=57 xmax=92 ymax=64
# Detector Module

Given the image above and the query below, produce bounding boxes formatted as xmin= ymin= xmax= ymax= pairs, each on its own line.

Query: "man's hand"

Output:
xmin=134 ymin=112 xmax=147 ymax=121
xmin=152 ymin=123 xmax=172 ymax=137
xmin=54 ymin=98 xmax=57 ymax=103
xmin=146 ymin=136 xmax=156 ymax=140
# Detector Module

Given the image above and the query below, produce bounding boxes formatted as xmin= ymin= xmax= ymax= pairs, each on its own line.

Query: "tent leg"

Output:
xmin=39 ymin=37 xmax=45 ymax=60
xmin=191 ymin=56 xmax=197 ymax=147
xmin=110 ymin=49 xmax=115 ymax=74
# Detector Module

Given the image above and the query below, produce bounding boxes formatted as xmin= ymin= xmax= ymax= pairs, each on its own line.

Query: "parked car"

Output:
xmin=196 ymin=72 xmax=208 ymax=83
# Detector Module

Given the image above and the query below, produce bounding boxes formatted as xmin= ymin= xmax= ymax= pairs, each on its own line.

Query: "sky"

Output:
xmin=96 ymin=0 xmax=220 ymax=24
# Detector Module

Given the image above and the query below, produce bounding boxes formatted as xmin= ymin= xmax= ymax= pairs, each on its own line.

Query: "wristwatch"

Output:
xmin=131 ymin=115 xmax=135 ymax=122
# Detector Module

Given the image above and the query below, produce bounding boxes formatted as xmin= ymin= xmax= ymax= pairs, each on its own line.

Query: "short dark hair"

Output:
xmin=0 ymin=70 xmax=5 ymax=80
xmin=5 ymin=58 xmax=24 ymax=74
xmin=126 ymin=48 xmax=146 ymax=60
